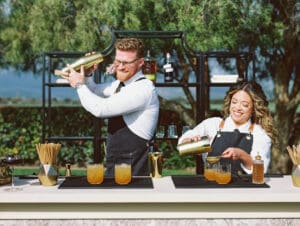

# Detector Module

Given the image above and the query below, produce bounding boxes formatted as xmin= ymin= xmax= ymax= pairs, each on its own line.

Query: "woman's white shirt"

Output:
xmin=178 ymin=116 xmax=271 ymax=173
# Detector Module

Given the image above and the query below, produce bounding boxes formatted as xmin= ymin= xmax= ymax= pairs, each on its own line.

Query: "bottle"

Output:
xmin=142 ymin=50 xmax=157 ymax=83
xmin=252 ymin=153 xmax=264 ymax=184
xmin=163 ymin=52 xmax=174 ymax=82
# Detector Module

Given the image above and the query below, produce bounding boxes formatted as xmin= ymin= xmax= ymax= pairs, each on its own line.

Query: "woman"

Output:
xmin=178 ymin=81 xmax=275 ymax=174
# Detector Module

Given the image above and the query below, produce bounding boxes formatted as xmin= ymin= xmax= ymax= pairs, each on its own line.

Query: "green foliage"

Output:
xmin=160 ymin=140 xmax=195 ymax=170
xmin=0 ymin=106 xmax=191 ymax=169
xmin=0 ymin=107 xmax=99 ymax=167
xmin=0 ymin=107 xmax=42 ymax=160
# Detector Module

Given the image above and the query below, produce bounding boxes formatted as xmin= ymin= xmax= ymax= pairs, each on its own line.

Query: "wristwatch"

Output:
xmin=75 ymin=82 xmax=85 ymax=89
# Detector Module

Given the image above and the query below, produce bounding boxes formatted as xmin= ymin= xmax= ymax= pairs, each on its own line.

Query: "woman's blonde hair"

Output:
xmin=223 ymin=81 xmax=275 ymax=142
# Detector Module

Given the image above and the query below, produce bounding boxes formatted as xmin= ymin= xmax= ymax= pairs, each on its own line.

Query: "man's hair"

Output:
xmin=115 ymin=38 xmax=145 ymax=58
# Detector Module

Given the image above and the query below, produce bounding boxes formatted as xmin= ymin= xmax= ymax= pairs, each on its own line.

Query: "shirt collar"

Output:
xmin=225 ymin=116 xmax=252 ymax=132
xmin=123 ymin=70 xmax=144 ymax=86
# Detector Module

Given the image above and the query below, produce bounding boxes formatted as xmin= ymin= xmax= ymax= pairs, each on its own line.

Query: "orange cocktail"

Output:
xmin=215 ymin=163 xmax=231 ymax=184
xmin=115 ymin=163 xmax=131 ymax=185
xmin=215 ymin=171 xmax=231 ymax=184
xmin=204 ymin=157 xmax=220 ymax=181
xmin=87 ymin=164 xmax=104 ymax=184
xmin=204 ymin=169 xmax=217 ymax=181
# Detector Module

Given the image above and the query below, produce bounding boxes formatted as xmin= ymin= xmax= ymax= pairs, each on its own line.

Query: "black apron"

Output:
xmin=209 ymin=120 xmax=253 ymax=174
xmin=106 ymin=77 xmax=149 ymax=177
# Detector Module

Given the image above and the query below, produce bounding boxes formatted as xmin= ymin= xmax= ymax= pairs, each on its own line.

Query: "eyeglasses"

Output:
xmin=114 ymin=58 xmax=140 ymax=67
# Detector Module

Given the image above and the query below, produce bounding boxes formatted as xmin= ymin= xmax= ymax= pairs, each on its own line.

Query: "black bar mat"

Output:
xmin=58 ymin=176 xmax=153 ymax=189
xmin=171 ymin=175 xmax=270 ymax=188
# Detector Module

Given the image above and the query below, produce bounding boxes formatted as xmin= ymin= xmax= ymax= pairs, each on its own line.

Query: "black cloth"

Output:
xmin=106 ymin=127 xmax=148 ymax=177
xmin=106 ymin=78 xmax=149 ymax=177
xmin=210 ymin=129 xmax=253 ymax=174
xmin=107 ymin=82 xmax=126 ymax=134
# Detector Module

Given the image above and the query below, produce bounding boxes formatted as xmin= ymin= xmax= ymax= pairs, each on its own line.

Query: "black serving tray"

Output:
xmin=58 ymin=176 xmax=153 ymax=189
xmin=171 ymin=175 xmax=270 ymax=188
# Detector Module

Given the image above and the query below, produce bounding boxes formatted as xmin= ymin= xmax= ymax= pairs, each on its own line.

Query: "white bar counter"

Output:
xmin=1 ymin=176 xmax=300 ymax=220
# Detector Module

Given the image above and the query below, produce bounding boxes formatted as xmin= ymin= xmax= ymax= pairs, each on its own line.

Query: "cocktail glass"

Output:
xmin=204 ymin=156 xmax=220 ymax=181
xmin=215 ymin=162 xmax=231 ymax=184
xmin=114 ymin=156 xmax=131 ymax=185
xmin=87 ymin=163 xmax=104 ymax=184
xmin=3 ymin=155 xmax=23 ymax=192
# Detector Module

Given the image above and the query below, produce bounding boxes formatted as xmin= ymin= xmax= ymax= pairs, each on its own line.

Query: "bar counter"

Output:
xmin=1 ymin=175 xmax=300 ymax=220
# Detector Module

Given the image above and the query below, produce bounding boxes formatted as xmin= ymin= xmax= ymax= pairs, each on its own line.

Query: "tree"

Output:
xmin=0 ymin=0 xmax=299 ymax=173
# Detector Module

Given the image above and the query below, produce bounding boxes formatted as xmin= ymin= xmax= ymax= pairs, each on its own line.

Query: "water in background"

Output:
xmin=0 ymin=68 xmax=229 ymax=100
xmin=0 ymin=68 xmax=78 ymax=100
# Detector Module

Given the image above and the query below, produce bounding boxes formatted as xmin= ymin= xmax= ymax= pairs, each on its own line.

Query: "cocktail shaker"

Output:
xmin=54 ymin=52 xmax=104 ymax=78
xmin=176 ymin=136 xmax=211 ymax=155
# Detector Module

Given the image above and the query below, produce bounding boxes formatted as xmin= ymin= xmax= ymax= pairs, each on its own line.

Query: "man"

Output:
xmin=67 ymin=38 xmax=159 ymax=176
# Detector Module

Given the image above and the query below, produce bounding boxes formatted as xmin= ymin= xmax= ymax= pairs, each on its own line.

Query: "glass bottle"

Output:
xmin=163 ymin=52 xmax=174 ymax=82
xmin=252 ymin=153 xmax=264 ymax=184
xmin=142 ymin=50 xmax=157 ymax=83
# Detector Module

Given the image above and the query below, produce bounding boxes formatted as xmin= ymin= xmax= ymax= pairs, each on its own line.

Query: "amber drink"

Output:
xmin=204 ymin=169 xmax=216 ymax=181
xmin=115 ymin=163 xmax=131 ymax=185
xmin=215 ymin=163 xmax=231 ymax=184
xmin=252 ymin=153 xmax=264 ymax=184
xmin=87 ymin=164 xmax=104 ymax=184
xmin=204 ymin=156 xmax=220 ymax=181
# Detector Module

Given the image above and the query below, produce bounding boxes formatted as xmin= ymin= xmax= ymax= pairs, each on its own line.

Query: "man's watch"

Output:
xmin=75 ymin=82 xmax=85 ymax=89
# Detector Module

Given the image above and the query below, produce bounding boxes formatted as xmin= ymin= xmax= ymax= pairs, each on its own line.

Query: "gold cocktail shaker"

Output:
xmin=54 ymin=52 xmax=104 ymax=78
xmin=176 ymin=136 xmax=211 ymax=155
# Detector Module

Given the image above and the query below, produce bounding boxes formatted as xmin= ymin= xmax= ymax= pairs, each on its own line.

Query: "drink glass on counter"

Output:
xmin=3 ymin=155 xmax=24 ymax=192
xmin=87 ymin=163 xmax=104 ymax=184
xmin=204 ymin=156 xmax=220 ymax=181
xmin=215 ymin=163 xmax=231 ymax=184
xmin=114 ymin=157 xmax=132 ymax=185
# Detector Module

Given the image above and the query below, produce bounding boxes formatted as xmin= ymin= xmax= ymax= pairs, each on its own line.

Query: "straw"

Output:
xmin=36 ymin=143 xmax=61 ymax=165
xmin=286 ymin=144 xmax=300 ymax=165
